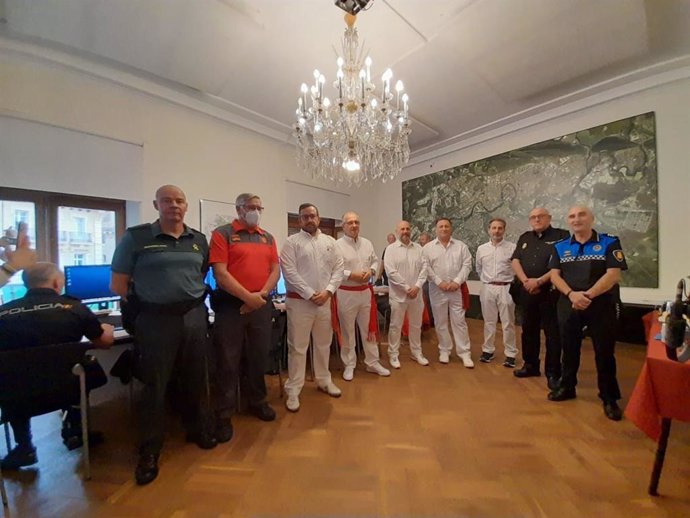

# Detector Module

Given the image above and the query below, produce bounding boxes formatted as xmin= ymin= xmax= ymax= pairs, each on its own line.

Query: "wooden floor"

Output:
xmin=3 ymin=319 xmax=690 ymax=517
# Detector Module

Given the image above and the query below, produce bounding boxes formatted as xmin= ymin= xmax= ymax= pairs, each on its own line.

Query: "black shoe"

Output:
xmin=603 ymin=401 xmax=623 ymax=421
xmin=514 ymin=365 xmax=540 ymax=378
xmin=1 ymin=445 xmax=37 ymax=470
xmin=548 ymin=387 xmax=577 ymax=401
xmin=479 ymin=352 xmax=494 ymax=363
xmin=63 ymin=431 xmax=105 ymax=451
xmin=546 ymin=376 xmax=560 ymax=391
xmin=186 ymin=430 xmax=218 ymax=450
xmin=135 ymin=454 xmax=159 ymax=485
xmin=503 ymin=357 xmax=516 ymax=369
xmin=216 ymin=418 xmax=234 ymax=444
xmin=248 ymin=403 xmax=276 ymax=422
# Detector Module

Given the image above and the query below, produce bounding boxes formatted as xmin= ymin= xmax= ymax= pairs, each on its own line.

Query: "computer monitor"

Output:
xmin=273 ymin=271 xmax=286 ymax=297
xmin=64 ymin=264 xmax=120 ymax=308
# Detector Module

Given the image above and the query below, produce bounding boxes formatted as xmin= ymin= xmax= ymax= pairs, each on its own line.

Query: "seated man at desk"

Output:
xmin=0 ymin=262 xmax=114 ymax=470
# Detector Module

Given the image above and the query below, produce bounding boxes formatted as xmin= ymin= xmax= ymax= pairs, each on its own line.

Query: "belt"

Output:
xmin=338 ymin=284 xmax=369 ymax=292
xmin=486 ymin=281 xmax=511 ymax=286
xmin=286 ymin=291 xmax=303 ymax=300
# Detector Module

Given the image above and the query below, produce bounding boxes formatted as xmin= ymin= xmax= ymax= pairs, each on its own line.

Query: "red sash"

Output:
xmin=332 ymin=284 xmax=379 ymax=347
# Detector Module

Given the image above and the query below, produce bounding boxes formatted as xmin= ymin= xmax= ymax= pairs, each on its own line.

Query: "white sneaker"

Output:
xmin=460 ymin=354 xmax=475 ymax=369
xmin=342 ymin=366 xmax=355 ymax=381
xmin=439 ymin=351 xmax=450 ymax=364
xmin=317 ymin=381 xmax=342 ymax=398
xmin=366 ymin=363 xmax=391 ymax=377
xmin=389 ymin=356 xmax=401 ymax=369
xmin=412 ymin=355 xmax=430 ymax=366
xmin=285 ymin=394 xmax=300 ymax=412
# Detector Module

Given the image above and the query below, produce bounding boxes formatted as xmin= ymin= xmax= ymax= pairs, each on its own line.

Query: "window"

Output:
xmin=0 ymin=187 xmax=126 ymax=301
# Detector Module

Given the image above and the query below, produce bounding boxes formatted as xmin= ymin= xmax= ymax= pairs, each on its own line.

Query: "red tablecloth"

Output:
xmin=625 ymin=314 xmax=690 ymax=441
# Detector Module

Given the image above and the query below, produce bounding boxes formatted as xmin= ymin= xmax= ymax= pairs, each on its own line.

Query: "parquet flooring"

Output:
xmin=3 ymin=319 xmax=690 ymax=517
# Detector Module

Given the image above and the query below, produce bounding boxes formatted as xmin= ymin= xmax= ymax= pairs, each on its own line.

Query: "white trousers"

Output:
xmin=284 ymin=298 xmax=333 ymax=396
xmin=336 ymin=289 xmax=381 ymax=369
xmin=388 ymin=295 xmax=424 ymax=359
xmin=429 ymin=288 xmax=471 ymax=355
xmin=479 ymin=283 xmax=517 ymax=357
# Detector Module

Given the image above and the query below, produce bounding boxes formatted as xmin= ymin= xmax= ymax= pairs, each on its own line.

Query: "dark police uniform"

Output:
xmin=548 ymin=230 xmax=627 ymax=402
xmin=511 ymin=225 xmax=569 ymax=378
xmin=209 ymin=219 xmax=278 ymax=421
xmin=0 ymin=288 xmax=104 ymax=449
xmin=111 ymin=221 xmax=211 ymax=456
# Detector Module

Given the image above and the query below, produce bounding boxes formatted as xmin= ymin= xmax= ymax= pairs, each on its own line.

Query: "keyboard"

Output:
xmin=98 ymin=314 xmax=123 ymax=330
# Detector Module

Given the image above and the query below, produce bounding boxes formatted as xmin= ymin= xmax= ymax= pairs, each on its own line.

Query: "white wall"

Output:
xmin=0 ymin=51 xmax=353 ymax=248
xmin=365 ymin=75 xmax=690 ymax=304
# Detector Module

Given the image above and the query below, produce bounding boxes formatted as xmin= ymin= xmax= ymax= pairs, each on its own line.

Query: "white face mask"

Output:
xmin=244 ymin=209 xmax=261 ymax=227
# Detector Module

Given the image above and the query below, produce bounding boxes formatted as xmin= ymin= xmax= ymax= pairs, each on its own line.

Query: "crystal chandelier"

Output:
xmin=293 ymin=13 xmax=411 ymax=186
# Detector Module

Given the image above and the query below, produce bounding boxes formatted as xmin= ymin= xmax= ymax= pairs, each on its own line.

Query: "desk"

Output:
xmin=625 ymin=314 xmax=690 ymax=495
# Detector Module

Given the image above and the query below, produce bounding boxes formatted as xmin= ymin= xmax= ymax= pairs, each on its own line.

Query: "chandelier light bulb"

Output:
xmin=395 ymin=80 xmax=404 ymax=92
xmin=343 ymin=159 xmax=361 ymax=172
xmin=313 ymin=69 xmax=320 ymax=80
xmin=337 ymin=56 xmax=344 ymax=68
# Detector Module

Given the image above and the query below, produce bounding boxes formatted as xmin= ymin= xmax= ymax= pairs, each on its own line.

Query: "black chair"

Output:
xmin=0 ymin=341 xmax=95 ymax=493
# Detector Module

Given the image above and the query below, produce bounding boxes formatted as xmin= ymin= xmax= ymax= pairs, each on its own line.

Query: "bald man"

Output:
xmin=111 ymin=185 xmax=215 ymax=485
xmin=548 ymin=206 xmax=627 ymax=421
xmin=335 ymin=212 xmax=390 ymax=381
xmin=384 ymin=220 xmax=429 ymax=368
xmin=511 ymin=207 xmax=569 ymax=388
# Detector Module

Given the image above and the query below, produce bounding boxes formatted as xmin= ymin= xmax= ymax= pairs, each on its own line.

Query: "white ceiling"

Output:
xmin=2 ymin=0 xmax=690 ymax=154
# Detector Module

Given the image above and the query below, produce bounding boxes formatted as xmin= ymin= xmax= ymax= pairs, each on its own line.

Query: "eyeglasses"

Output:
xmin=243 ymin=205 xmax=264 ymax=212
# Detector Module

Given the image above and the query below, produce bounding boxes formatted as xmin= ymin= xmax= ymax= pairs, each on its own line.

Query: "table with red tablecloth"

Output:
xmin=625 ymin=312 xmax=690 ymax=495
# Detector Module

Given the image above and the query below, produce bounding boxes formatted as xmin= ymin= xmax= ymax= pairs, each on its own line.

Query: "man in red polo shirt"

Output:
xmin=210 ymin=193 xmax=280 ymax=443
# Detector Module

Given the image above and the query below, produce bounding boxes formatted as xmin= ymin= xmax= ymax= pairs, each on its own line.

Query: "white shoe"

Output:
xmin=460 ymin=354 xmax=475 ymax=369
xmin=342 ymin=366 xmax=355 ymax=381
xmin=439 ymin=351 xmax=450 ymax=364
xmin=389 ymin=356 xmax=401 ymax=369
xmin=286 ymin=394 xmax=300 ymax=412
xmin=412 ymin=355 xmax=430 ymax=366
xmin=366 ymin=363 xmax=391 ymax=377
xmin=317 ymin=381 xmax=342 ymax=398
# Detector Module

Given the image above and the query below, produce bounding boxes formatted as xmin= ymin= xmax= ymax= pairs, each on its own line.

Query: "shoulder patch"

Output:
xmin=613 ymin=250 xmax=625 ymax=262
xmin=230 ymin=234 xmax=241 ymax=242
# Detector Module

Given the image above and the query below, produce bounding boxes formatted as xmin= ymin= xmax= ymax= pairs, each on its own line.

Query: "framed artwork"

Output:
xmin=199 ymin=198 xmax=235 ymax=240
xmin=402 ymin=112 xmax=658 ymax=288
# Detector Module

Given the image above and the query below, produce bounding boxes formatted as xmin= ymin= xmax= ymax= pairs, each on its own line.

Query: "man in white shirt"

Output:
xmin=335 ymin=212 xmax=390 ymax=381
xmin=422 ymin=218 xmax=474 ymax=367
xmin=280 ymin=203 xmax=344 ymax=412
xmin=384 ymin=220 xmax=429 ymax=369
xmin=475 ymin=218 xmax=518 ymax=368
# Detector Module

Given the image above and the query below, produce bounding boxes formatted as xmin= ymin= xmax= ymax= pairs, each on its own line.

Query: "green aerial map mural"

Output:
xmin=402 ymin=112 xmax=658 ymax=288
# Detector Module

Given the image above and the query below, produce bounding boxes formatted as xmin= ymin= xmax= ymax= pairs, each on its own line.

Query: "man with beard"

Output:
xmin=280 ymin=203 xmax=344 ymax=412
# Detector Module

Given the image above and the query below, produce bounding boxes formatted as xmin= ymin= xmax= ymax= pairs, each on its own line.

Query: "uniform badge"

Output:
xmin=192 ymin=243 xmax=200 ymax=251
xmin=563 ymin=250 xmax=571 ymax=257
xmin=593 ymin=244 xmax=602 ymax=251
xmin=522 ymin=243 xmax=527 ymax=249
xmin=260 ymin=236 xmax=268 ymax=244
xmin=613 ymin=250 xmax=625 ymax=262
xmin=230 ymin=234 xmax=241 ymax=242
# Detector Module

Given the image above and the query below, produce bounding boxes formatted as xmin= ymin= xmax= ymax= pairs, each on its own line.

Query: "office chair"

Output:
xmin=0 ymin=341 xmax=95 ymax=489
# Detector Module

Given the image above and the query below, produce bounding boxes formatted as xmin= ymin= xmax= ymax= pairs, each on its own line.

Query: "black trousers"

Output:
xmin=213 ymin=302 xmax=271 ymax=419
xmin=519 ymin=287 xmax=561 ymax=377
xmin=135 ymin=304 xmax=211 ymax=456
xmin=557 ymin=293 xmax=621 ymax=402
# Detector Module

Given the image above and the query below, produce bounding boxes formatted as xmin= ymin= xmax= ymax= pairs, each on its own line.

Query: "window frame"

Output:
xmin=0 ymin=187 xmax=126 ymax=265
